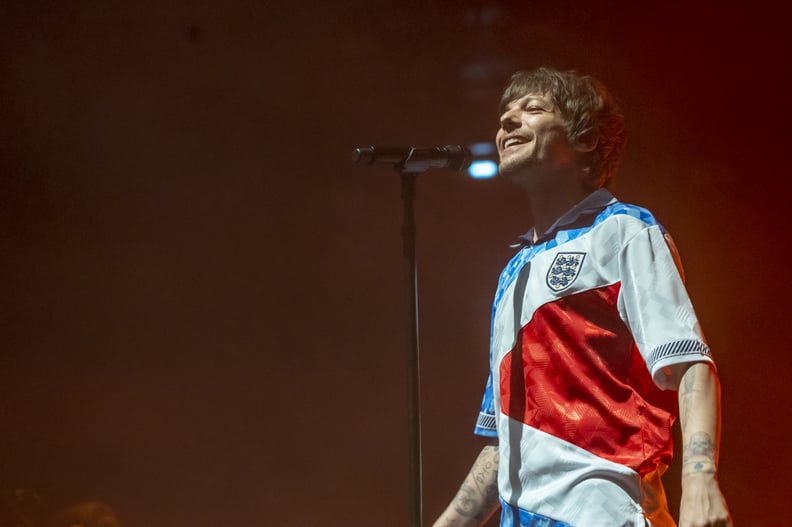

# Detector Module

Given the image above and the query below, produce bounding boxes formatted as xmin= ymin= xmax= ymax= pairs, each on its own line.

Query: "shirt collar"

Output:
xmin=515 ymin=188 xmax=617 ymax=247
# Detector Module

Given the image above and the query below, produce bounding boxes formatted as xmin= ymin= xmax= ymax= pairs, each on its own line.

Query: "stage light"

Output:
xmin=468 ymin=160 xmax=498 ymax=179
xmin=468 ymin=142 xmax=498 ymax=179
xmin=470 ymin=142 xmax=496 ymax=156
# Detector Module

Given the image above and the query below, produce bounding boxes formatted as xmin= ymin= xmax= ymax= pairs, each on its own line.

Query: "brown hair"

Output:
xmin=500 ymin=66 xmax=626 ymax=188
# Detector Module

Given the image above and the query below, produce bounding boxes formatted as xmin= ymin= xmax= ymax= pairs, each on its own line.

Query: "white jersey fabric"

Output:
xmin=474 ymin=189 xmax=714 ymax=527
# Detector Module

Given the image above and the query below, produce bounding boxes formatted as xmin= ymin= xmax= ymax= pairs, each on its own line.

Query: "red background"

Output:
xmin=1 ymin=1 xmax=787 ymax=525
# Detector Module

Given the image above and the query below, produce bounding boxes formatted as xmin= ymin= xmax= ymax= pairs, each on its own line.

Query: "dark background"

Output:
xmin=1 ymin=1 xmax=788 ymax=526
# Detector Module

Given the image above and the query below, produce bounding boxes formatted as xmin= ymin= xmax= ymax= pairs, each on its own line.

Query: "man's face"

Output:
xmin=496 ymin=92 xmax=576 ymax=188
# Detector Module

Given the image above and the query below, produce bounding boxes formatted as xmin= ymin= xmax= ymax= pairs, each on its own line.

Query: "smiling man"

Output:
xmin=432 ymin=67 xmax=731 ymax=527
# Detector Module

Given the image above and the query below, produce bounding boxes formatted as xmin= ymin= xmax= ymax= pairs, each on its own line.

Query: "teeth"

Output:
xmin=504 ymin=137 xmax=525 ymax=149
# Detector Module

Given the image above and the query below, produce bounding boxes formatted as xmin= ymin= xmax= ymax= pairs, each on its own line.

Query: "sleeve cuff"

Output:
xmin=648 ymin=339 xmax=714 ymax=389
xmin=474 ymin=411 xmax=497 ymax=437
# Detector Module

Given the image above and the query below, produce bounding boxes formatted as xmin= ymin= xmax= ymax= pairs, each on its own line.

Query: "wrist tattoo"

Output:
xmin=683 ymin=431 xmax=716 ymax=473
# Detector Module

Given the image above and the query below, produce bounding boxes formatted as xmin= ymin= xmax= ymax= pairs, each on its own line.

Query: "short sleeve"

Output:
xmin=617 ymin=225 xmax=714 ymax=389
xmin=474 ymin=370 xmax=497 ymax=437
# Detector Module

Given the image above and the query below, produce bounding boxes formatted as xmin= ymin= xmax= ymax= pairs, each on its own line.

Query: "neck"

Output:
xmin=526 ymin=182 xmax=593 ymax=238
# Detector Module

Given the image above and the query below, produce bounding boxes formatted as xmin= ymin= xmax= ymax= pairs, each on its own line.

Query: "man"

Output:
xmin=432 ymin=67 xmax=731 ymax=527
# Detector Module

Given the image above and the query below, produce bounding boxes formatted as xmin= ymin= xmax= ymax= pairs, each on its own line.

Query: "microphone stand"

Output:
xmin=353 ymin=145 xmax=471 ymax=527
xmin=398 ymin=165 xmax=423 ymax=527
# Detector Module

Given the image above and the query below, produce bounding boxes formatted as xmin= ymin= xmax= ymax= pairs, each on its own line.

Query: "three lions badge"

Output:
xmin=546 ymin=252 xmax=586 ymax=292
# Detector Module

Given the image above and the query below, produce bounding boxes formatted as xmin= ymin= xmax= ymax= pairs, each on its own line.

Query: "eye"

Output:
xmin=525 ymin=105 xmax=544 ymax=113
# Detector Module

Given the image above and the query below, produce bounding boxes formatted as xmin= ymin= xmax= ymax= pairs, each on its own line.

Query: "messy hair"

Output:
xmin=500 ymin=67 xmax=626 ymax=188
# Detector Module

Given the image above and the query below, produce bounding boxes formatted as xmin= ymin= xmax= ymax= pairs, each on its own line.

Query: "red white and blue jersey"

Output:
xmin=474 ymin=189 xmax=713 ymax=527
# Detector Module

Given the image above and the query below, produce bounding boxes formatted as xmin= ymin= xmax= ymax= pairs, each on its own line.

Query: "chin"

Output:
xmin=498 ymin=160 xmax=519 ymax=178
xmin=499 ymin=161 xmax=528 ymax=182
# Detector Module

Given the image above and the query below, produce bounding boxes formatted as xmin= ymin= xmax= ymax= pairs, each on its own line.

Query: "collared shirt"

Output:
xmin=475 ymin=189 xmax=713 ymax=527
xmin=514 ymin=188 xmax=617 ymax=248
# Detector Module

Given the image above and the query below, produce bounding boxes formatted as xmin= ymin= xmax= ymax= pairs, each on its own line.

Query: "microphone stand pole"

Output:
xmin=352 ymin=144 xmax=470 ymax=527
xmin=398 ymin=165 xmax=423 ymax=527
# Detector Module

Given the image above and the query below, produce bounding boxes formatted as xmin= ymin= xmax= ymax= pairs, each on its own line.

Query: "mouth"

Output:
xmin=501 ymin=135 xmax=530 ymax=151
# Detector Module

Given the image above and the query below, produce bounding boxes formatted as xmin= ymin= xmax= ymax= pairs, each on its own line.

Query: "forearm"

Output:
xmin=676 ymin=361 xmax=732 ymax=526
xmin=678 ymin=362 xmax=721 ymax=478
xmin=432 ymin=444 xmax=500 ymax=527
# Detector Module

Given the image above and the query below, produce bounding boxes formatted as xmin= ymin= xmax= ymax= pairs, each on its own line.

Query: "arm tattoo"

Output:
xmin=682 ymin=364 xmax=696 ymax=392
xmin=452 ymin=446 xmax=499 ymax=520
xmin=683 ymin=431 xmax=716 ymax=473
xmin=678 ymin=366 xmax=700 ymax=432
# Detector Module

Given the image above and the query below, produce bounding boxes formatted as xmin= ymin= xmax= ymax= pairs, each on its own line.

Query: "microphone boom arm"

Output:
xmin=352 ymin=145 xmax=472 ymax=174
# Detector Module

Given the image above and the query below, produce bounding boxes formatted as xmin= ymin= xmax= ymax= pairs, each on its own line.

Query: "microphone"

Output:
xmin=352 ymin=145 xmax=472 ymax=173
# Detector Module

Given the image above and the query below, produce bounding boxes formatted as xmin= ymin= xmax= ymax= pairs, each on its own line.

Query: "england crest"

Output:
xmin=546 ymin=252 xmax=586 ymax=292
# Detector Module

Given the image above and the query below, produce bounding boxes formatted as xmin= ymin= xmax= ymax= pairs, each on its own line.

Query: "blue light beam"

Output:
xmin=469 ymin=160 xmax=498 ymax=179
xmin=468 ymin=142 xmax=498 ymax=179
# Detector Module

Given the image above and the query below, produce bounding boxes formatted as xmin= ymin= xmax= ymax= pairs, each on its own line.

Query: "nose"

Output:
xmin=499 ymin=106 xmax=520 ymax=133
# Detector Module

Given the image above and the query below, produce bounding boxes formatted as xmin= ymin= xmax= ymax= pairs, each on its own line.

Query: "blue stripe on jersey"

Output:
xmin=474 ymin=367 xmax=498 ymax=436
xmin=500 ymin=499 xmax=575 ymax=527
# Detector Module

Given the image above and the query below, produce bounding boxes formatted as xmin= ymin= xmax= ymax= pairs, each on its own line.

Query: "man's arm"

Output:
xmin=675 ymin=362 xmax=732 ymax=527
xmin=432 ymin=442 xmax=500 ymax=527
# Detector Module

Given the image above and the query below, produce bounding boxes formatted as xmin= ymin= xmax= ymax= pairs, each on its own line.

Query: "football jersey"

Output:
xmin=474 ymin=189 xmax=713 ymax=527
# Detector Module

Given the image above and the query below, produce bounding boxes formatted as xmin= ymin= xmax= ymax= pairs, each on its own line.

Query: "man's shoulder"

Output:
xmin=597 ymin=199 xmax=665 ymax=232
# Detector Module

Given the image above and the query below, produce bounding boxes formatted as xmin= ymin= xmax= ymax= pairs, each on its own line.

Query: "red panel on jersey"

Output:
xmin=499 ymin=283 xmax=678 ymax=475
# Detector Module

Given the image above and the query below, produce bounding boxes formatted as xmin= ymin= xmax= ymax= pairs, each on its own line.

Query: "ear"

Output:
xmin=574 ymin=129 xmax=599 ymax=153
